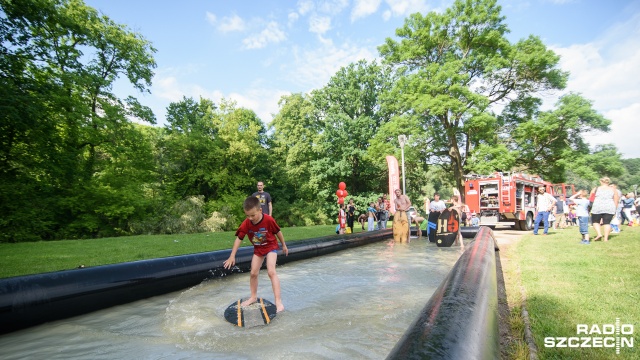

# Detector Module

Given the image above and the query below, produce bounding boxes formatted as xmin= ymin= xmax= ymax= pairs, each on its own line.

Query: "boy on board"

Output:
xmin=223 ymin=196 xmax=288 ymax=312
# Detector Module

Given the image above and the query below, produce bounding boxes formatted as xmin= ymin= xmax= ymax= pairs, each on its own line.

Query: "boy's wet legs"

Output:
xmin=265 ymin=251 xmax=284 ymax=312
xmin=241 ymin=254 xmax=264 ymax=307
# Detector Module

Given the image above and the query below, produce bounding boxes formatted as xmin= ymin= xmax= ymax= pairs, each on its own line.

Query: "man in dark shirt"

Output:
xmin=252 ymin=181 xmax=272 ymax=216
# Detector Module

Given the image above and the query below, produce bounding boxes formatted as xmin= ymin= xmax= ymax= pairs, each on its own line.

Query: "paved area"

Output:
xmin=492 ymin=227 xmax=526 ymax=246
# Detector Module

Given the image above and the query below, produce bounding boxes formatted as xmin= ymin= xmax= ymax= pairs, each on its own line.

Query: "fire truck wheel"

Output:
xmin=520 ymin=213 xmax=534 ymax=231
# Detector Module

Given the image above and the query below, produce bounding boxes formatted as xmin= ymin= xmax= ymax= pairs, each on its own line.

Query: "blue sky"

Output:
xmin=84 ymin=0 xmax=640 ymax=158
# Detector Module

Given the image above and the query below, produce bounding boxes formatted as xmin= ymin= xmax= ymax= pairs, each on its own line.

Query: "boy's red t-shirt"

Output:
xmin=235 ymin=214 xmax=281 ymax=256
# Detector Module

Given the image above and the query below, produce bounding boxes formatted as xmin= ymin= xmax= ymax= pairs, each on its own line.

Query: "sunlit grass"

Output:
xmin=0 ymin=224 xmax=358 ymax=278
xmin=500 ymin=235 xmax=531 ymax=360
xmin=514 ymin=225 xmax=640 ymax=359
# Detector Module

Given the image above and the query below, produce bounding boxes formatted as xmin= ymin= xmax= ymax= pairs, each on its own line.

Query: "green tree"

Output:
xmin=159 ymin=97 xmax=223 ymax=201
xmin=0 ymin=0 xmax=156 ymax=241
xmin=617 ymin=158 xmax=640 ymax=194
xmin=378 ymin=0 xmax=568 ymax=197
xmin=158 ymin=97 xmax=268 ymax=226
xmin=503 ymin=93 xmax=612 ymax=182
xmin=310 ymin=60 xmax=393 ymax=201
xmin=269 ymin=93 xmax=319 ymax=197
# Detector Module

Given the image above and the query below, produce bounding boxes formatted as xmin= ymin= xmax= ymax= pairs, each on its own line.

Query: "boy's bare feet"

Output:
xmin=276 ymin=301 xmax=285 ymax=313
xmin=241 ymin=297 xmax=257 ymax=307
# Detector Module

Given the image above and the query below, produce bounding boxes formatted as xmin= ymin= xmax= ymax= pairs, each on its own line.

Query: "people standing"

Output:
xmin=346 ymin=199 xmax=356 ymax=233
xmin=428 ymin=193 xmax=446 ymax=242
xmin=447 ymin=195 xmax=469 ymax=223
xmin=533 ymin=187 xmax=556 ymax=235
xmin=568 ymin=205 xmax=577 ymax=226
xmin=393 ymin=189 xmax=412 ymax=241
xmin=445 ymin=194 xmax=466 ymax=250
xmin=622 ymin=193 xmax=635 ymax=226
xmin=611 ymin=190 xmax=622 ymax=234
xmin=429 ymin=193 xmax=446 ymax=213
xmin=394 ymin=189 xmax=412 ymax=212
xmin=252 ymin=181 xmax=272 ymax=216
xmin=553 ymin=195 xmax=567 ymax=230
xmin=590 ymin=177 xmax=619 ymax=242
xmin=367 ymin=203 xmax=377 ymax=231
xmin=570 ymin=190 xmax=591 ymax=244
xmin=338 ymin=203 xmax=346 ymax=234
xmin=383 ymin=194 xmax=391 ymax=228
xmin=611 ymin=183 xmax=624 ymax=230
xmin=377 ymin=196 xmax=387 ymax=230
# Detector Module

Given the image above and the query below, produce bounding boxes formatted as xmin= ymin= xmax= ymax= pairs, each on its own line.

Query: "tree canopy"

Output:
xmin=1 ymin=0 xmax=631 ymax=242
xmin=377 ymin=0 xmax=611 ymax=196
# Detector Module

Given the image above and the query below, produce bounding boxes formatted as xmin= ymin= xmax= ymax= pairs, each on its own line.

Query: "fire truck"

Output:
xmin=464 ymin=172 xmax=575 ymax=231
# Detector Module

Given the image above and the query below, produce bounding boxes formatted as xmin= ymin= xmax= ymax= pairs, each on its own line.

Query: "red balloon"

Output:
xmin=342 ymin=189 xmax=348 ymax=197
xmin=336 ymin=189 xmax=344 ymax=197
xmin=338 ymin=182 xmax=346 ymax=190
xmin=337 ymin=197 xmax=345 ymax=204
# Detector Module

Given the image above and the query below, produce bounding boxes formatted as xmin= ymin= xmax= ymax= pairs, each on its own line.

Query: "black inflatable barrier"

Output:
xmin=410 ymin=226 xmax=479 ymax=239
xmin=0 ymin=230 xmax=391 ymax=334
xmin=386 ymin=226 xmax=500 ymax=360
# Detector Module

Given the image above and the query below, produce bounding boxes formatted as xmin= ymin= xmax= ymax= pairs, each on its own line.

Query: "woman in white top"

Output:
xmin=590 ymin=177 xmax=620 ymax=242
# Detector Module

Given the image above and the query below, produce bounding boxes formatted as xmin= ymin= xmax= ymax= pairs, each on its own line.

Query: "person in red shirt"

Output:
xmin=224 ymin=196 xmax=289 ymax=312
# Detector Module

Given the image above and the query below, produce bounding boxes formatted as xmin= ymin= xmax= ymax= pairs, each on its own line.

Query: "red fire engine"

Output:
xmin=464 ymin=172 xmax=575 ymax=231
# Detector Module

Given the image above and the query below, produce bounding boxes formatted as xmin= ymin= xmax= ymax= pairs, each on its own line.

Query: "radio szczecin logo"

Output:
xmin=544 ymin=318 xmax=634 ymax=355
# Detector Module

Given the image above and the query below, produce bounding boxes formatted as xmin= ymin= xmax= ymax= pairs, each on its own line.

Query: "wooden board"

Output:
xmin=435 ymin=208 xmax=460 ymax=248
xmin=392 ymin=210 xmax=410 ymax=242
xmin=427 ymin=211 xmax=440 ymax=243
xmin=224 ymin=298 xmax=277 ymax=327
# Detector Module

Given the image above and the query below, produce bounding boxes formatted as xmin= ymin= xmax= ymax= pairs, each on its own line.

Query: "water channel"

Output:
xmin=0 ymin=238 xmax=463 ymax=359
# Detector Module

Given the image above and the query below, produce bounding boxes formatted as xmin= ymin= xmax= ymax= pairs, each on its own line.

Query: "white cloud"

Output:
xmin=288 ymin=41 xmax=377 ymax=89
xmin=155 ymin=76 xmax=186 ymax=102
xmin=309 ymin=15 xmax=332 ymax=35
xmin=155 ymin=75 xmax=224 ymax=103
xmin=550 ymin=11 xmax=640 ymax=157
xmin=297 ymin=0 xmax=315 ymax=15
xmin=243 ymin=21 xmax=287 ymax=49
xmin=153 ymin=73 xmax=288 ymax=125
xmin=205 ymin=12 xmax=246 ymax=33
xmin=352 ymin=0 xmax=382 ymax=21
xmin=317 ymin=0 xmax=350 ymax=15
xmin=227 ymin=87 xmax=292 ymax=124
xmin=595 ymin=104 xmax=640 ymax=159
xmin=218 ymin=14 xmax=246 ymax=33
xmin=288 ymin=11 xmax=300 ymax=26
xmin=205 ymin=12 xmax=217 ymax=25
xmin=383 ymin=0 xmax=431 ymax=18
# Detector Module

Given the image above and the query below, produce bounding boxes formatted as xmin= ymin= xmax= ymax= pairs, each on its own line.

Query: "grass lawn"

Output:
xmin=0 ymin=223 xmax=387 ymax=279
xmin=505 ymin=225 xmax=640 ymax=360
xmin=7 ymin=220 xmax=636 ymax=359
